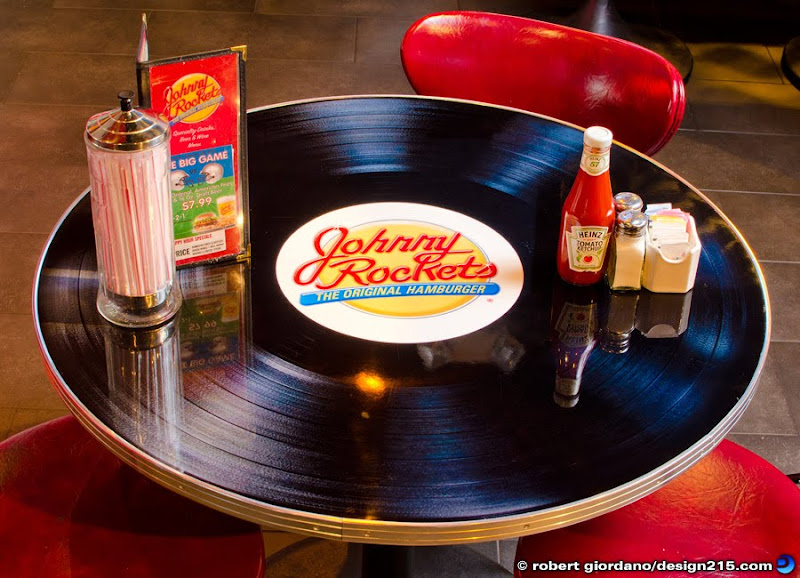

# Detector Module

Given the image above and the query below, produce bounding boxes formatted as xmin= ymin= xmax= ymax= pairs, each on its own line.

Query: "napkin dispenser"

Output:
xmin=641 ymin=214 xmax=701 ymax=294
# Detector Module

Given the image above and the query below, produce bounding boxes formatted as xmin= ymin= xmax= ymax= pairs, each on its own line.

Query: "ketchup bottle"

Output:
xmin=557 ymin=126 xmax=615 ymax=285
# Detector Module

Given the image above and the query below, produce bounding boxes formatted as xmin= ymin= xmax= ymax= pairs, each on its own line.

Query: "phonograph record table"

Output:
xmin=34 ymin=97 xmax=769 ymax=551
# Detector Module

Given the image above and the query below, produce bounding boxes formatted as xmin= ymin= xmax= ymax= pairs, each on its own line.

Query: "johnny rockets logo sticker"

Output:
xmin=163 ymin=73 xmax=224 ymax=124
xmin=275 ymin=203 xmax=524 ymax=343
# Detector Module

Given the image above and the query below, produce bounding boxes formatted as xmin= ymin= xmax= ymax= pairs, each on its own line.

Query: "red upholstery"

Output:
xmin=0 ymin=416 xmax=265 ymax=578
xmin=514 ymin=440 xmax=800 ymax=577
xmin=401 ymin=12 xmax=685 ymax=156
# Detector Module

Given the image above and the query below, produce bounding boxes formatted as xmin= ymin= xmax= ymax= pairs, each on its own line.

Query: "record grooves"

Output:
xmin=36 ymin=97 xmax=767 ymax=536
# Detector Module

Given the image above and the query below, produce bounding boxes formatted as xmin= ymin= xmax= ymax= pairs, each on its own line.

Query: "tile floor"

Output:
xmin=0 ymin=1 xmax=798 ymax=575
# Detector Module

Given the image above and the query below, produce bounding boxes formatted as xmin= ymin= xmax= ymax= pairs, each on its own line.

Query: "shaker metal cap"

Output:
xmin=85 ymin=90 xmax=168 ymax=151
xmin=614 ymin=192 xmax=644 ymax=213
xmin=617 ymin=209 xmax=648 ymax=234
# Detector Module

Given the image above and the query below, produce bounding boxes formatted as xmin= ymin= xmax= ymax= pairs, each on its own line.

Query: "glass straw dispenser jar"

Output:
xmin=85 ymin=91 xmax=182 ymax=327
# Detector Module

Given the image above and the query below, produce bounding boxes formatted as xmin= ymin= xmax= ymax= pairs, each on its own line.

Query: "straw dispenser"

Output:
xmin=85 ymin=91 xmax=182 ymax=327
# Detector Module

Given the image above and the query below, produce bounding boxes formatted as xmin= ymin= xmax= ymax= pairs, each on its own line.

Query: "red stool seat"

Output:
xmin=0 ymin=416 xmax=265 ymax=577
xmin=514 ymin=440 xmax=800 ymax=577
xmin=401 ymin=11 xmax=685 ymax=156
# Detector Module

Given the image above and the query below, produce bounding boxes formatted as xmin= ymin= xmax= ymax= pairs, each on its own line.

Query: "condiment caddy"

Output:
xmin=642 ymin=208 xmax=701 ymax=294
xmin=556 ymin=126 xmax=701 ymax=295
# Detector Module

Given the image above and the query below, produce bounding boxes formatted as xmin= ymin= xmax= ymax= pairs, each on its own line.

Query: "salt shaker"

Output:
xmin=85 ymin=91 xmax=181 ymax=327
xmin=608 ymin=210 xmax=647 ymax=291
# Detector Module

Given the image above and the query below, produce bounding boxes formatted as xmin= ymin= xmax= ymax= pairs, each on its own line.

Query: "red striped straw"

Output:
xmin=89 ymin=145 xmax=172 ymax=297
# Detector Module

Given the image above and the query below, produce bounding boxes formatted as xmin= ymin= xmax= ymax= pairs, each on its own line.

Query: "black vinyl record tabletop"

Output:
xmin=34 ymin=96 xmax=769 ymax=544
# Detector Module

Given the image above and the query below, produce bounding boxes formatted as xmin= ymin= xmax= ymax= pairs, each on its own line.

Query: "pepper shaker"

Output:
xmin=608 ymin=210 xmax=647 ymax=291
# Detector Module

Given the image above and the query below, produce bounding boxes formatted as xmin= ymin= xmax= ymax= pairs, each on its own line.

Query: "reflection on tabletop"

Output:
xmin=550 ymin=278 xmax=694 ymax=409
xmin=102 ymin=260 xmax=251 ymax=460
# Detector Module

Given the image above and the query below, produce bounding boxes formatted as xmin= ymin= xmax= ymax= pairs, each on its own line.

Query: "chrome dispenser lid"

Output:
xmin=85 ymin=90 xmax=168 ymax=151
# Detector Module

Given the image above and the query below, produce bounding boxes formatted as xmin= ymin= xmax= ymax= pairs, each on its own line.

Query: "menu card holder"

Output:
xmin=137 ymin=36 xmax=249 ymax=269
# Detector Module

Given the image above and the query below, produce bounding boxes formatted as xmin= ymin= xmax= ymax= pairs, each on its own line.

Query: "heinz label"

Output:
xmin=565 ymin=226 xmax=609 ymax=272
xmin=140 ymin=49 xmax=248 ymax=267
xmin=580 ymin=147 xmax=610 ymax=176
xmin=276 ymin=203 xmax=524 ymax=343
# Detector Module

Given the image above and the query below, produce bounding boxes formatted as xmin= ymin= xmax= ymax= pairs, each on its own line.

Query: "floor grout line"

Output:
xmin=20 ymin=50 xmax=138 ymax=57
xmin=0 ymin=101 xmax=112 ymax=109
xmin=0 ymin=408 xmax=68 ymax=416
xmin=49 ymin=6 xmax=257 ymax=14
xmin=727 ymin=432 xmax=800 ymax=438
xmin=729 ymin=432 xmax=800 ymax=437
xmin=3 ymin=100 xmax=142 ymax=108
xmin=760 ymin=260 xmax=800 ymax=265
xmin=684 ymin=73 xmax=786 ymax=85
xmin=702 ymin=189 xmax=800 ymax=197
xmin=353 ymin=17 xmax=360 ymax=63
xmin=6 ymin=52 xmax=365 ymax=64
xmin=0 ymin=231 xmax=63 ymax=236
xmin=27 ymin=4 xmax=425 ymax=18
xmin=0 ymin=231 xmax=50 ymax=236
xmin=687 ymin=128 xmax=800 ymax=137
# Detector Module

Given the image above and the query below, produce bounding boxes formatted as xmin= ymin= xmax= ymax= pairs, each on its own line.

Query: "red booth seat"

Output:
xmin=0 ymin=416 xmax=265 ymax=578
xmin=402 ymin=11 xmax=686 ymax=156
xmin=514 ymin=440 xmax=800 ymax=577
